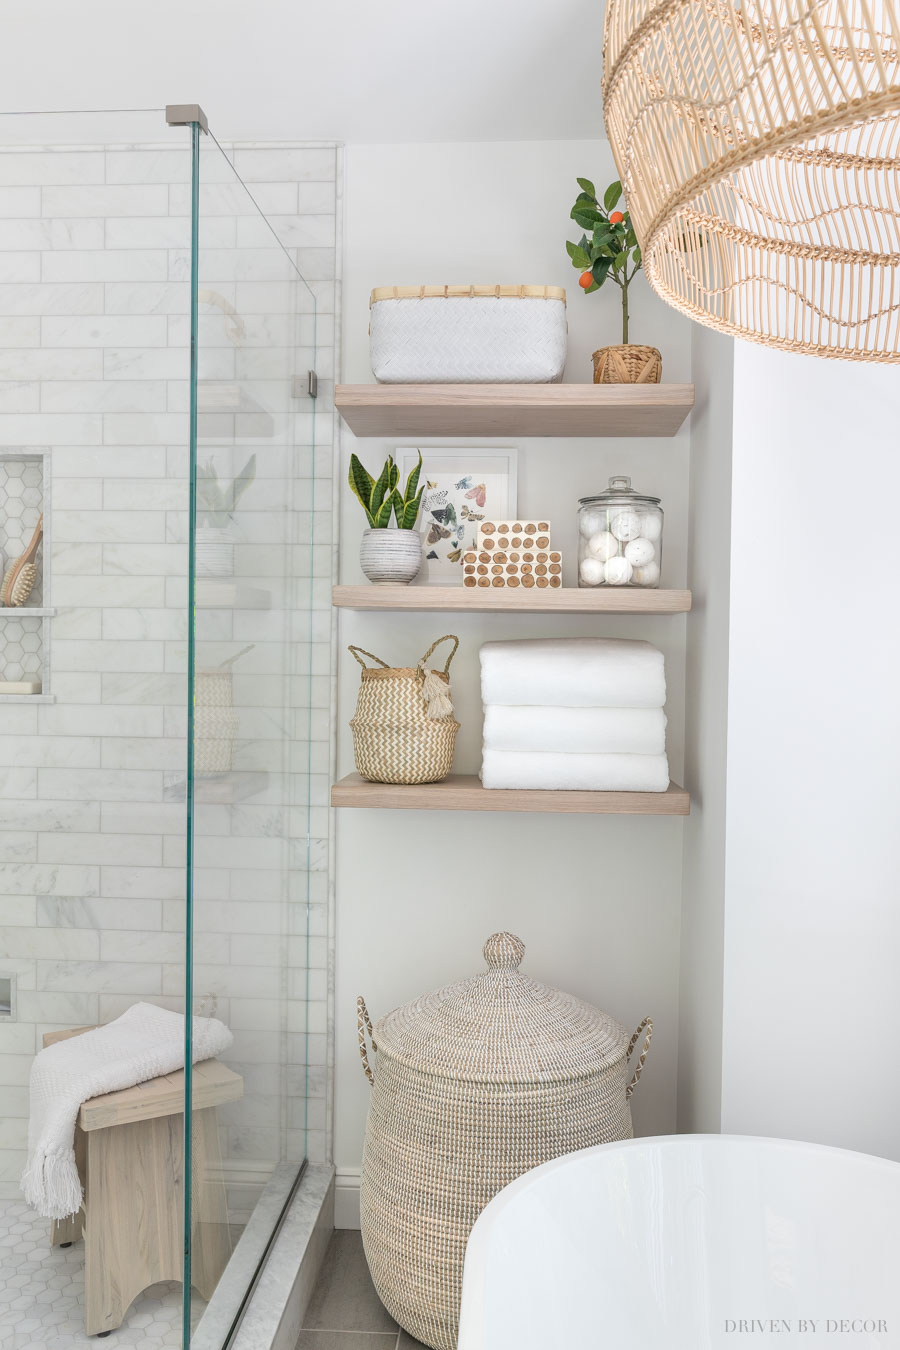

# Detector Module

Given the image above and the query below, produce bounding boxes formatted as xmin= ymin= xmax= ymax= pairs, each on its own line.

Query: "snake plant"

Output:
xmin=349 ymin=451 xmax=423 ymax=530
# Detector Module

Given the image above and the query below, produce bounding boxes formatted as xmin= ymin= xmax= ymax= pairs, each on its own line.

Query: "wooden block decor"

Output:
xmin=477 ymin=520 xmax=552 ymax=551
xmin=463 ymin=548 xmax=563 ymax=589
xmin=469 ymin=517 xmax=562 ymax=588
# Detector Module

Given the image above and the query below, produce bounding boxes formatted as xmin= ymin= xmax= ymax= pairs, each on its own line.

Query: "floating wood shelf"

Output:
xmin=193 ymin=770 xmax=270 ymax=805
xmin=332 ymin=773 xmax=690 ymax=815
xmin=333 ymin=585 xmax=691 ymax=614
xmin=335 ymin=383 xmax=694 ymax=438
xmin=196 ymin=582 xmax=271 ymax=610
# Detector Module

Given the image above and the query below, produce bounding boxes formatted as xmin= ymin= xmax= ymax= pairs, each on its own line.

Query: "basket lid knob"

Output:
xmin=483 ymin=932 xmax=525 ymax=971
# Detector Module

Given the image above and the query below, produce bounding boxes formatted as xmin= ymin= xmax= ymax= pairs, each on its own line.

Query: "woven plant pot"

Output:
xmin=349 ymin=635 xmax=460 ymax=785
xmin=592 ymin=343 xmax=662 ymax=384
xmin=358 ymin=931 xmax=652 ymax=1350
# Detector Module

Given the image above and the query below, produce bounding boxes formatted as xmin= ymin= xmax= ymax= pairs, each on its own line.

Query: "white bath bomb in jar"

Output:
xmin=624 ymin=537 xmax=656 ymax=567
xmin=579 ymin=509 xmax=607 ymax=538
xmin=579 ymin=556 xmax=606 ymax=586
xmin=588 ymin=530 xmax=619 ymax=561
xmin=632 ymin=560 xmax=661 ymax=587
xmin=639 ymin=512 xmax=663 ymax=542
xmin=604 ymin=556 xmax=634 ymax=585
xmin=610 ymin=510 xmax=644 ymax=542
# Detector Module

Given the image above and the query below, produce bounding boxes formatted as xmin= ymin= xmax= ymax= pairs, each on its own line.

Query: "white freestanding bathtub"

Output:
xmin=458 ymin=1135 xmax=900 ymax=1350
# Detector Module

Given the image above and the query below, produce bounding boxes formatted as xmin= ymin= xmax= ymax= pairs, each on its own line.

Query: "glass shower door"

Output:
xmin=184 ymin=123 xmax=321 ymax=1342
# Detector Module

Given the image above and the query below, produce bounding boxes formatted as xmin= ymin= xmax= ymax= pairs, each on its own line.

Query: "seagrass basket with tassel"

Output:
xmin=349 ymin=634 xmax=460 ymax=785
xmin=358 ymin=931 xmax=653 ymax=1349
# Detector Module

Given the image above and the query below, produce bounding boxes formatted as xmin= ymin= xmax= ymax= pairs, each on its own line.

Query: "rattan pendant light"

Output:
xmin=602 ymin=1 xmax=900 ymax=361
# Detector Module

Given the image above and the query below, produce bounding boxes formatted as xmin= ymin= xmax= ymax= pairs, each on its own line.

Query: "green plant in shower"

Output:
xmin=196 ymin=454 xmax=257 ymax=528
xmin=348 ymin=450 xmax=423 ymax=529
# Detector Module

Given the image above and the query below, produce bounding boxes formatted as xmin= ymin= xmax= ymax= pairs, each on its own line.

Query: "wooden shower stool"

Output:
xmin=43 ymin=1027 xmax=243 ymax=1337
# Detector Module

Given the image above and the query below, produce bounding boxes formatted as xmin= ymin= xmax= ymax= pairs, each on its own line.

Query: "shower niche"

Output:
xmin=0 ymin=448 xmax=51 ymax=701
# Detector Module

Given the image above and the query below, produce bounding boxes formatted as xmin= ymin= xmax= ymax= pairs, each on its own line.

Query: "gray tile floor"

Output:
xmin=297 ymin=1231 xmax=426 ymax=1350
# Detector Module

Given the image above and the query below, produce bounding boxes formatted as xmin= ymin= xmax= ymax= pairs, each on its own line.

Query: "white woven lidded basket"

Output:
xmin=358 ymin=931 xmax=652 ymax=1350
xmin=369 ymin=284 xmax=567 ymax=383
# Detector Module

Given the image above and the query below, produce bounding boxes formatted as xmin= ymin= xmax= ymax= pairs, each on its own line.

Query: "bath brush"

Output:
xmin=1 ymin=515 xmax=43 ymax=607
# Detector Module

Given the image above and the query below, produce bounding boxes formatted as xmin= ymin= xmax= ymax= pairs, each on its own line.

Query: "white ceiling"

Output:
xmin=1 ymin=0 xmax=606 ymax=144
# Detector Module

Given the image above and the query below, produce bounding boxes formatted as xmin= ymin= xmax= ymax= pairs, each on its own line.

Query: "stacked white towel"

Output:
xmin=480 ymin=638 xmax=668 ymax=791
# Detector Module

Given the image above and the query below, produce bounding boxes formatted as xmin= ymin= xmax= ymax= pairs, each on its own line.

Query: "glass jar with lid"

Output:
xmin=578 ymin=476 xmax=663 ymax=588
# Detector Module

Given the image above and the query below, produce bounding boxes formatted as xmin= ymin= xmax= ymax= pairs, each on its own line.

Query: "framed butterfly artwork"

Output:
xmin=398 ymin=450 xmax=518 ymax=583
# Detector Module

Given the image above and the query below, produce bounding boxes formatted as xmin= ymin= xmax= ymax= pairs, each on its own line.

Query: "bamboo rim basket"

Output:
xmin=349 ymin=635 xmax=460 ymax=785
xmin=602 ymin=0 xmax=900 ymax=362
xmin=370 ymin=284 xmax=566 ymax=304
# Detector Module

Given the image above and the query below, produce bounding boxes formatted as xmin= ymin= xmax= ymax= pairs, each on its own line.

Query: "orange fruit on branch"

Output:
xmin=578 ymin=270 xmax=593 ymax=289
xmin=609 ymin=211 xmax=625 ymax=224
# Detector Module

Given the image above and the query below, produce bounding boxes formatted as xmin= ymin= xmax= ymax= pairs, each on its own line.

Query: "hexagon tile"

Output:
xmin=0 ymin=1200 xmax=205 ymax=1347
xmin=0 ymin=616 xmax=42 ymax=683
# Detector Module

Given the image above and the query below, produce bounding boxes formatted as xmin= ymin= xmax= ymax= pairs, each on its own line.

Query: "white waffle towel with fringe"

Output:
xmin=21 ymin=1001 xmax=233 ymax=1220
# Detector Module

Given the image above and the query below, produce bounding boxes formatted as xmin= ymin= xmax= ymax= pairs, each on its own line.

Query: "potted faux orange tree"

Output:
xmin=566 ymin=178 xmax=661 ymax=384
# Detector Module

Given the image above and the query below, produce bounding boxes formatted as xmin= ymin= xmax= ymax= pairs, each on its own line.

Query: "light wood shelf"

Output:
xmin=196 ymin=581 xmax=271 ymax=610
xmin=194 ymin=770 xmax=270 ymax=804
xmin=335 ymin=383 xmax=694 ymax=438
xmin=333 ymin=584 xmax=690 ymax=614
xmin=332 ymin=773 xmax=690 ymax=815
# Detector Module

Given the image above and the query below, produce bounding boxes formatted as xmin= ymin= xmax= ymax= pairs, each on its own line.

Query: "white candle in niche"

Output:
xmin=579 ymin=556 xmax=606 ymax=586
xmin=624 ymin=537 xmax=656 ymax=567
xmin=610 ymin=510 xmax=643 ymax=542
xmin=605 ymin=556 xmax=634 ymax=585
xmin=588 ymin=530 xmax=619 ymax=561
xmin=639 ymin=512 xmax=663 ymax=541
xmin=632 ymin=560 xmax=660 ymax=587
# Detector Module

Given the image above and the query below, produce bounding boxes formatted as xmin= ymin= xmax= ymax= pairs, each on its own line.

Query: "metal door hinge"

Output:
xmin=293 ymin=371 xmax=318 ymax=399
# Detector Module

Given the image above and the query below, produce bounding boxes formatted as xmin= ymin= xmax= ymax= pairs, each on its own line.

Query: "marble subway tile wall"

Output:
xmin=0 ymin=140 xmax=338 ymax=1204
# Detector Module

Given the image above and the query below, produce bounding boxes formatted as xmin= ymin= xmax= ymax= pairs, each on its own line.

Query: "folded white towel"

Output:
xmin=481 ymin=749 xmax=670 ymax=791
xmin=22 ymin=1001 xmax=232 ymax=1220
xmin=483 ymin=705 xmax=667 ymax=756
xmin=480 ymin=638 xmax=666 ymax=708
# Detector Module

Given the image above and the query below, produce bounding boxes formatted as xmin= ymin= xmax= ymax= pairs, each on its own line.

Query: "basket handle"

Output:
xmin=625 ymin=1016 xmax=652 ymax=1100
xmin=418 ymin=634 xmax=459 ymax=675
xmin=348 ymin=646 xmax=390 ymax=670
xmin=357 ymin=995 xmax=377 ymax=1086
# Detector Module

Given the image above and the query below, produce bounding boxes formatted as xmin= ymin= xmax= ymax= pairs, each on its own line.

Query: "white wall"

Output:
xmin=0 ymin=0 xmax=601 ymax=144
xmin=677 ymin=323 xmax=734 ymax=1132
xmin=719 ymin=346 xmax=900 ymax=1157
xmin=333 ymin=138 xmax=696 ymax=1207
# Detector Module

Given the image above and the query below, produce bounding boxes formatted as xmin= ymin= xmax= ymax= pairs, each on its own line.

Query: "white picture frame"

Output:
xmin=399 ymin=449 xmax=518 ymax=584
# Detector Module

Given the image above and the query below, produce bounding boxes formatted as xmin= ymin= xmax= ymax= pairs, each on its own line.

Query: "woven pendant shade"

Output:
xmin=603 ymin=1 xmax=900 ymax=361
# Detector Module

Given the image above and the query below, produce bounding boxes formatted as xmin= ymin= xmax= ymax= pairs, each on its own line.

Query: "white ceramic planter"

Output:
xmin=360 ymin=528 xmax=422 ymax=585
xmin=195 ymin=525 xmax=235 ymax=577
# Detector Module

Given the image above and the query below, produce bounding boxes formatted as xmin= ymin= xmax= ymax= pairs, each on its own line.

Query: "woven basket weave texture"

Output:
xmin=358 ymin=931 xmax=652 ymax=1349
xmin=195 ymin=669 xmax=238 ymax=775
xmin=349 ymin=636 xmax=459 ymax=786
xmin=370 ymin=285 xmax=567 ymax=383
xmin=592 ymin=344 xmax=662 ymax=384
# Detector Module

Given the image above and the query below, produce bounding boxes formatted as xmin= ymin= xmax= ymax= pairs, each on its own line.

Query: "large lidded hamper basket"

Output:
xmin=369 ymin=284 xmax=567 ymax=383
xmin=358 ymin=931 xmax=653 ymax=1350
xmin=349 ymin=635 xmax=460 ymax=786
